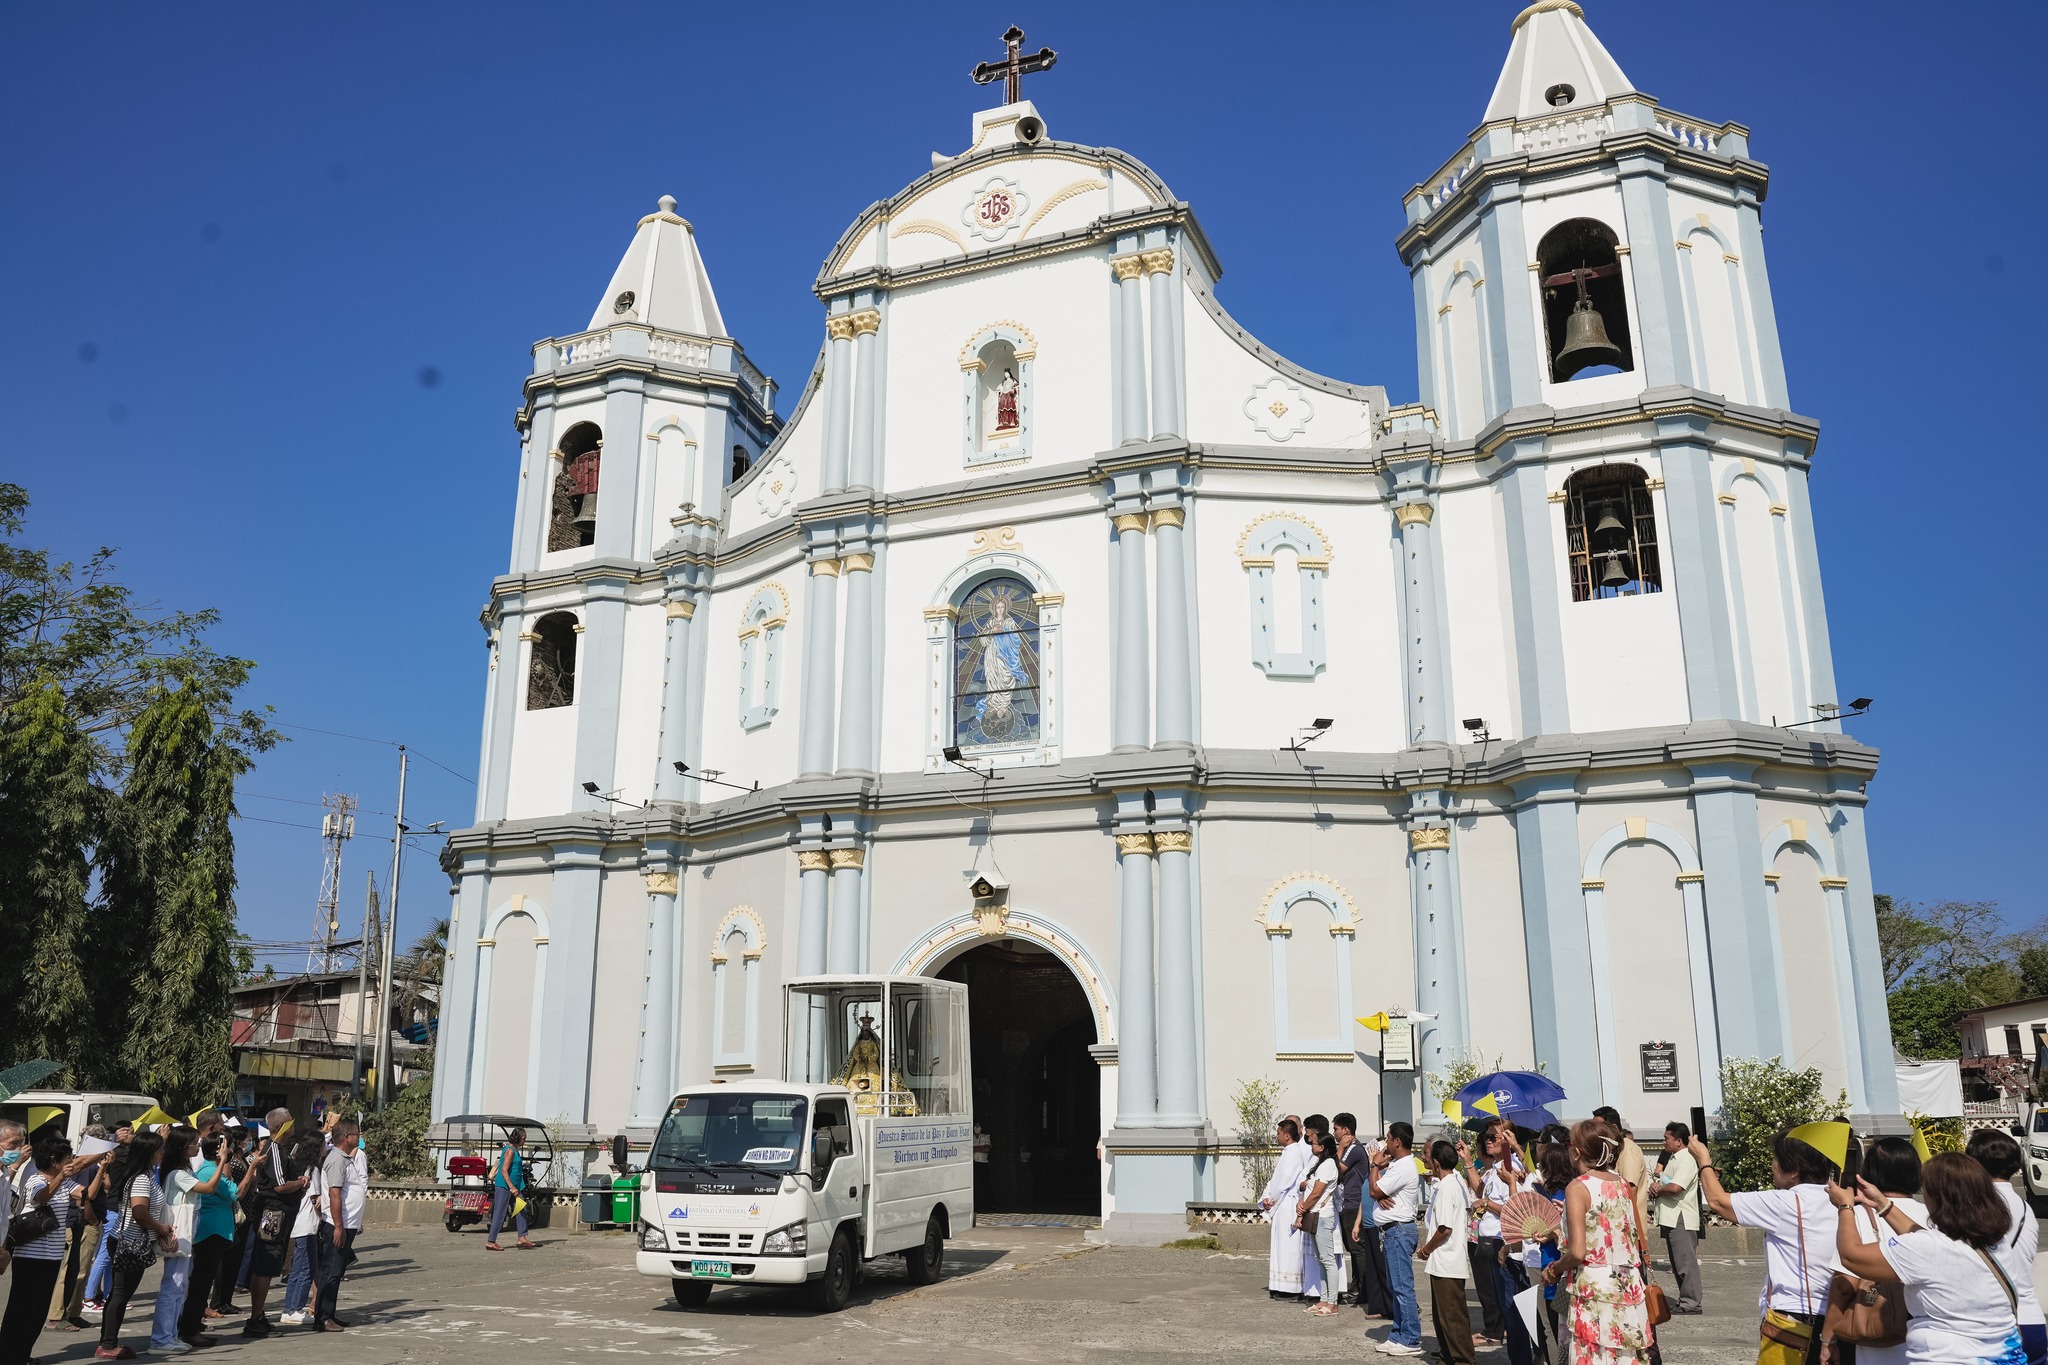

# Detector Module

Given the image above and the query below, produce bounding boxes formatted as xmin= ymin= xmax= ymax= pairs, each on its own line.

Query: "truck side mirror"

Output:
xmin=2012 ymin=1125 xmax=2026 ymax=1139
xmin=611 ymin=1134 xmax=630 ymax=1171
xmin=812 ymin=1131 xmax=835 ymax=1171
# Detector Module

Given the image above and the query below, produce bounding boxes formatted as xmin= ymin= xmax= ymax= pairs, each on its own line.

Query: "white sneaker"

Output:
xmin=277 ymin=1312 xmax=307 ymax=1326
xmin=154 ymin=1343 xmax=195 ymax=1355
xmin=1375 ymin=1344 xmax=1423 ymax=1357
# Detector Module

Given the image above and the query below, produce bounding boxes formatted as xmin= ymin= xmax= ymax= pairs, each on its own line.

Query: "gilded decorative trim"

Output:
xmin=1328 ymin=924 xmax=1356 ymax=938
xmin=923 ymin=605 xmax=959 ymax=621
xmin=825 ymin=315 xmax=857 ymax=342
xmin=1149 ymin=507 xmax=1185 ymax=531
xmin=1140 ymin=247 xmax=1175 ymax=276
xmin=517 ymin=631 xmax=541 ymax=642
xmin=970 ymin=525 xmax=1022 ymax=553
xmin=1581 ymin=879 xmax=1605 ymax=890
xmin=810 ymin=558 xmax=842 ymax=577
xmin=847 ymin=309 xmax=881 ymax=337
xmin=665 ymin=600 xmax=697 ymax=619
xmin=1152 ymin=829 xmax=1192 ymax=853
xmin=1675 ymin=871 xmax=1705 ymax=885
xmin=956 ymin=320 xmax=1039 ymax=364
xmin=1112 ymin=512 xmax=1149 ymax=535
xmin=711 ymin=905 xmax=767 ymax=958
xmin=1020 ymin=177 xmax=1105 ymax=235
xmin=1717 ymin=492 xmax=1739 ymax=505
xmin=888 ymin=218 xmax=967 ymax=253
xmin=1264 ymin=922 xmax=1292 ymax=938
xmin=841 ymin=552 xmax=875 ymax=573
xmin=1114 ymin=832 xmax=1156 ymax=856
xmin=1626 ymin=816 xmax=1648 ymax=842
xmin=643 ymin=871 xmax=679 ymax=896
xmin=1547 ymin=489 xmax=1569 ymax=504
xmin=1763 ymin=872 xmax=1781 ymax=885
xmin=1818 ymin=877 xmax=1849 ymax=890
xmin=1275 ymin=1051 xmax=1357 ymax=1062
xmin=1109 ymin=253 xmax=1148 ymax=282
xmin=474 ymin=937 xmax=495 ymax=949
xmin=827 ymin=848 xmax=866 ymax=870
xmin=1234 ymin=509 xmax=1333 ymax=562
xmin=1409 ymin=826 xmax=1450 ymax=851
xmin=532 ymin=935 xmax=548 ymax=945
xmin=1031 ymin=592 xmax=1065 ymax=607
xmin=1769 ymin=503 xmax=1788 ymax=517
xmin=1393 ymin=502 xmax=1435 ymax=528
xmin=1254 ymin=871 xmax=1360 ymax=935
xmin=796 ymin=850 xmax=831 ymax=872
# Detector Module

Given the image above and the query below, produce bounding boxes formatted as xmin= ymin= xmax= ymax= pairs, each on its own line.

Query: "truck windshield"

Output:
xmin=652 ymin=1094 xmax=809 ymax=1173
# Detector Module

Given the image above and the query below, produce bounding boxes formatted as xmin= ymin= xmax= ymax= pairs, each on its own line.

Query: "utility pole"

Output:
xmin=308 ymin=793 xmax=358 ymax=973
xmin=352 ymin=870 xmax=379 ymax=1098
xmin=372 ymin=747 xmax=407 ymax=1110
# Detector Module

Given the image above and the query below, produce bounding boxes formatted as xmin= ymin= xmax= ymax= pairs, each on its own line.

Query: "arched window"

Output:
xmin=952 ymin=576 xmax=1041 ymax=750
xmin=546 ymin=422 xmax=602 ymax=551
xmin=1564 ymin=465 xmax=1662 ymax=601
xmin=710 ymin=908 xmax=764 ymax=1071
xmin=525 ymin=612 xmax=578 ymax=709
xmin=1536 ymin=219 xmax=1633 ymax=383
xmin=1238 ymin=513 xmax=1332 ymax=678
xmin=1256 ymin=875 xmax=1358 ymax=1057
xmin=729 ymin=445 xmax=751 ymax=484
xmin=736 ymin=584 xmax=789 ymax=730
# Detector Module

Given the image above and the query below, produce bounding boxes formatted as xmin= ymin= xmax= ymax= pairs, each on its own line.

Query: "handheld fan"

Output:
xmin=1501 ymin=1191 xmax=1563 ymax=1246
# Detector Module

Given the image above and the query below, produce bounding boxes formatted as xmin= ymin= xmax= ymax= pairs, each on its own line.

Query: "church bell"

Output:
xmin=1555 ymin=279 xmax=1624 ymax=378
xmin=572 ymin=495 xmax=597 ymax=532
xmin=1599 ymin=552 xmax=1630 ymax=588
xmin=1592 ymin=505 xmax=1627 ymax=542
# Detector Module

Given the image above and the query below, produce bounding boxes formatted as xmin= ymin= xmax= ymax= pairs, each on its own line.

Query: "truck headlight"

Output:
xmin=761 ymin=1220 xmax=808 ymax=1256
xmin=639 ymin=1222 xmax=667 ymax=1251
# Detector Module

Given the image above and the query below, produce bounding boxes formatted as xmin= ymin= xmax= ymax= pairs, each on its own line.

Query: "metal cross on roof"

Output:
xmin=971 ymin=25 xmax=1056 ymax=106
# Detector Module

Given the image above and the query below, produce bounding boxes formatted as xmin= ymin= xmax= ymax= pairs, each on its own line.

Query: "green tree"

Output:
xmin=1714 ymin=1056 xmax=1847 ymax=1192
xmin=0 ymin=681 xmax=99 ymax=1070
xmin=361 ymin=1052 xmax=435 ymax=1180
xmin=99 ymin=681 xmax=257 ymax=1110
xmin=1875 ymin=894 xmax=1944 ymax=991
xmin=1887 ymin=978 xmax=1977 ymax=1060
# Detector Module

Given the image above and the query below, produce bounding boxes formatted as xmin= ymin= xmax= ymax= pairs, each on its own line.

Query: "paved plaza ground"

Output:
xmin=31 ymin=1221 xmax=1823 ymax=1364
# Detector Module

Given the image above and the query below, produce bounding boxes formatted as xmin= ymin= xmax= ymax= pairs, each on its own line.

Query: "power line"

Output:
xmin=268 ymin=721 xmax=476 ymax=786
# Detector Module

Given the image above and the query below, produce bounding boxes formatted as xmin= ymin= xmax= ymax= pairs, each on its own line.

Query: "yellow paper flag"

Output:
xmin=1471 ymin=1094 xmax=1501 ymax=1117
xmin=1787 ymin=1121 xmax=1853 ymax=1173
xmin=1413 ymin=1155 xmax=1431 ymax=1178
xmin=1909 ymin=1127 xmax=1932 ymax=1162
xmin=513 ymin=1195 xmax=528 ymax=1217
xmin=1442 ymin=1099 xmax=1464 ymax=1121
xmin=1356 ymin=1012 xmax=1391 ymax=1033
xmin=26 ymin=1106 xmax=64 ymax=1133
xmin=134 ymin=1105 xmax=175 ymax=1129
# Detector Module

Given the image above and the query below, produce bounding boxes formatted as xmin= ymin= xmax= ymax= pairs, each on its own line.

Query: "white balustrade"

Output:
xmin=557 ymin=331 xmax=613 ymax=366
xmin=1654 ymin=116 xmax=1721 ymax=155
xmin=1516 ymin=109 xmax=1613 ymax=154
xmin=649 ymin=331 xmax=714 ymax=368
xmin=1417 ymin=148 xmax=1479 ymax=218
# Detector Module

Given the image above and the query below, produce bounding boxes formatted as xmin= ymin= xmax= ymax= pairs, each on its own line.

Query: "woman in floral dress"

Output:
xmin=1542 ymin=1118 xmax=1653 ymax=1364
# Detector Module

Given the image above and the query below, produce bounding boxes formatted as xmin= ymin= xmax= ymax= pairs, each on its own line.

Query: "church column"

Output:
xmin=827 ymin=846 xmax=865 ymax=975
xmin=1508 ymin=774 xmax=1602 ymax=1104
xmin=1616 ymin=153 xmax=1695 ymax=390
xmin=846 ymin=309 xmax=881 ymax=489
xmin=432 ymin=859 xmax=490 ymax=1122
xmin=1404 ymin=799 xmax=1471 ymax=1076
xmin=819 ymin=313 xmax=856 ymax=492
xmin=1825 ymin=777 xmax=1904 ymax=1123
xmin=629 ymin=863 xmax=682 ymax=1128
xmin=1497 ymin=436 xmax=1571 ymax=736
xmin=1690 ymin=759 xmax=1791 ymax=1062
xmin=1143 ymin=249 xmax=1180 ymax=439
xmin=511 ymin=395 xmax=556 ymax=571
xmin=797 ymin=556 xmax=842 ymax=777
xmin=651 ymin=590 xmax=700 ymax=801
xmin=1112 ymin=830 xmax=1158 ymax=1128
xmin=1392 ymin=494 xmax=1450 ymax=746
xmin=1112 ymin=252 xmax=1150 ymax=444
xmin=1112 ymin=507 xmax=1151 ymax=751
xmin=478 ymin=598 xmax=523 ymax=822
xmin=1151 ymin=499 xmax=1193 ymax=746
xmin=1152 ymin=823 xmax=1200 ymax=1127
xmin=534 ymin=841 xmax=603 ymax=1140
xmin=1656 ymin=414 xmax=1743 ymax=720
xmin=836 ymin=551 xmax=877 ymax=773
xmin=795 ymin=840 xmax=831 ymax=976
xmin=571 ymin=574 xmax=630 ymax=808
xmin=594 ymin=376 xmax=647 ymax=559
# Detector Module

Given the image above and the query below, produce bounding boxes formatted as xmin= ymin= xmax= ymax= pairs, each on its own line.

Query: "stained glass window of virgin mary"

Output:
xmin=953 ymin=576 xmax=1041 ymax=749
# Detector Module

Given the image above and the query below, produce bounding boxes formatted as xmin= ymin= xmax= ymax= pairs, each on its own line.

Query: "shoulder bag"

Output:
xmin=1823 ymin=1207 xmax=1907 ymax=1347
xmin=255 ymin=1146 xmax=290 ymax=1245
xmin=1760 ymin=1190 xmax=1818 ymax=1352
xmin=1975 ymin=1245 xmax=2032 ymax=1365
xmin=110 ymin=1180 xmax=160 ymax=1275
xmin=4 ymin=1170 xmax=59 ymax=1250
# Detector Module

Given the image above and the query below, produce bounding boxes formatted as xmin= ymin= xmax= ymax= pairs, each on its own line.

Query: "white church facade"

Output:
xmin=432 ymin=1 xmax=1900 ymax=1239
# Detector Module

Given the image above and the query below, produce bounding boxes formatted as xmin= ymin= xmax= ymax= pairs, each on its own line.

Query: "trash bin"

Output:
xmin=611 ymin=1173 xmax=640 ymax=1228
xmin=579 ymin=1174 xmax=612 ymax=1228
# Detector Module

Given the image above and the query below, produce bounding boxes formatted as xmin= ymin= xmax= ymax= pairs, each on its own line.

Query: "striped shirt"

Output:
xmin=17 ymin=1170 xmax=81 ymax=1261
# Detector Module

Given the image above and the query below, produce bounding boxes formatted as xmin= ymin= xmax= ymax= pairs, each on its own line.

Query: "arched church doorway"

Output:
xmin=937 ymin=939 xmax=1100 ymax=1215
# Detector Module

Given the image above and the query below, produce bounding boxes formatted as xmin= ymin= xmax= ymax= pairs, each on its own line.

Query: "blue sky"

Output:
xmin=4 ymin=2 xmax=2042 ymax=967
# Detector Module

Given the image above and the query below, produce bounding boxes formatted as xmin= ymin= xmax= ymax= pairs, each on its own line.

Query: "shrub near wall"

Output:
xmin=1716 ymin=1056 xmax=1848 ymax=1191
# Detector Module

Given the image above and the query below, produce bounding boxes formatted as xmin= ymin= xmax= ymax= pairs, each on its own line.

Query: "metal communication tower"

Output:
xmin=309 ymin=792 xmax=358 ymax=973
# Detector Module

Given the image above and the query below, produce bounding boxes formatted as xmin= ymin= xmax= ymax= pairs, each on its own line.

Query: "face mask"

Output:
xmin=1 ymin=1150 xmax=22 ymax=1165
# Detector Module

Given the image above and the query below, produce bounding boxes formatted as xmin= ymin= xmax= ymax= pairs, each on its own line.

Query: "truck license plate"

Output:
xmin=690 ymin=1259 xmax=732 ymax=1279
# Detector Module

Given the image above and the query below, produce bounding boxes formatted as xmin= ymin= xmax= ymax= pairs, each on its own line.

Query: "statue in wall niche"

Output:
xmin=993 ymin=367 xmax=1020 ymax=433
xmin=832 ymin=1012 xmax=918 ymax=1117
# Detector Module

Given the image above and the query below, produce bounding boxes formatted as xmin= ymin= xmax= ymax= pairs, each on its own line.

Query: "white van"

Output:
xmin=1 ymin=1090 xmax=159 ymax=1150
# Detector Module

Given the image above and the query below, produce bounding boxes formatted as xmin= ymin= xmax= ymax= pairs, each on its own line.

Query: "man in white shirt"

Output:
xmin=311 ymin=1119 xmax=366 ymax=1332
xmin=1363 ymin=1122 xmax=1423 ymax=1356
xmin=1650 ymin=1121 xmax=1704 ymax=1313
xmin=1419 ymin=1139 xmax=1475 ymax=1365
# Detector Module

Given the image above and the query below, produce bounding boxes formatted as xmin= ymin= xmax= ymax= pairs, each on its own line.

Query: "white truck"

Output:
xmin=633 ymin=974 xmax=974 ymax=1311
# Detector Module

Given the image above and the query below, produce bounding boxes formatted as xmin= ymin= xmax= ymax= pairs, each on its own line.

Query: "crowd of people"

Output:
xmin=1254 ymin=1104 xmax=2046 ymax=1365
xmin=0 ymin=1105 xmax=368 ymax=1362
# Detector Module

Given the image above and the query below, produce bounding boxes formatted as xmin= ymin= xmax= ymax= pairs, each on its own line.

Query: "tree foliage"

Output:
xmin=0 ymin=484 xmax=277 ymax=1106
xmin=1230 ymin=1075 xmax=1285 ymax=1200
xmin=362 ymin=1052 xmax=435 ymax=1181
xmin=1876 ymin=890 xmax=2048 ymax=1063
xmin=1715 ymin=1056 xmax=1847 ymax=1192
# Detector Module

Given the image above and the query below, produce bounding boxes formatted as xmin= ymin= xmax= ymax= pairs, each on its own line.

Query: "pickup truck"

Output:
xmin=633 ymin=974 xmax=974 ymax=1311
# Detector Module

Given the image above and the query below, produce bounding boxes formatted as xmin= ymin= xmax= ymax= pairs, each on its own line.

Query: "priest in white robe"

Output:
xmin=1257 ymin=1117 xmax=1322 ymax=1299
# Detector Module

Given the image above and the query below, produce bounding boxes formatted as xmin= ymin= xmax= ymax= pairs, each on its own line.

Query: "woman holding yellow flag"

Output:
xmin=1689 ymin=1124 xmax=1854 ymax=1365
xmin=485 ymin=1128 xmax=537 ymax=1252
